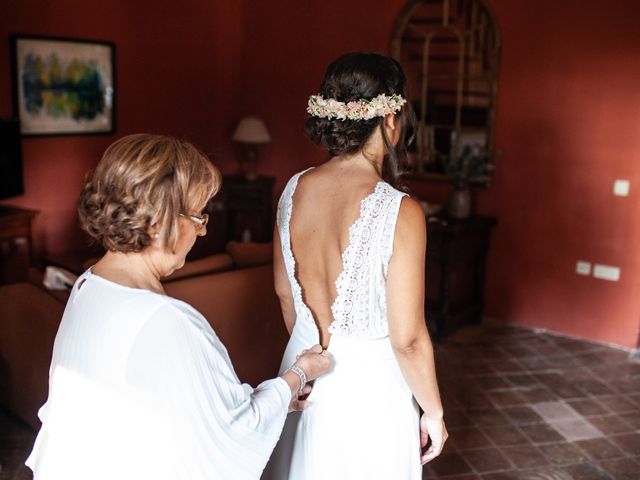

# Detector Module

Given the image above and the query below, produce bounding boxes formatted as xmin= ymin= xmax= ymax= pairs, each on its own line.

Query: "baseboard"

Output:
xmin=481 ymin=316 xmax=634 ymax=354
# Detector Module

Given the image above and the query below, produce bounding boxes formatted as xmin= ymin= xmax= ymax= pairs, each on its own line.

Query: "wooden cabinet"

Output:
xmin=0 ymin=205 xmax=39 ymax=283
xmin=425 ymin=215 xmax=497 ymax=340
xmin=221 ymin=175 xmax=275 ymax=243
xmin=187 ymin=175 xmax=275 ymax=260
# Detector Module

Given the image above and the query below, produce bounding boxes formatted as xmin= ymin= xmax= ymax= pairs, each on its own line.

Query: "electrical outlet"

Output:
xmin=593 ymin=264 xmax=620 ymax=282
xmin=613 ymin=179 xmax=630 ymax=197
xmin=576 ymin=261 xmax=591 ymax=276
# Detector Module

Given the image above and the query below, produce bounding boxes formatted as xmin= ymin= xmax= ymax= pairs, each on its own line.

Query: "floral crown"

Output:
xmin=307 ymin=93 xmax=407 ymax=121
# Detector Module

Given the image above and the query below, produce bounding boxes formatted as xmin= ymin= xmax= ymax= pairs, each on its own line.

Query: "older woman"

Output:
xmin=25 ymin=134 xmax=330 ymax=480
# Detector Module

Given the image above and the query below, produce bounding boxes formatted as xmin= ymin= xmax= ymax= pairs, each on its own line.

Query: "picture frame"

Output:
xmin=10 ymin=34 xmax=116 ymax=136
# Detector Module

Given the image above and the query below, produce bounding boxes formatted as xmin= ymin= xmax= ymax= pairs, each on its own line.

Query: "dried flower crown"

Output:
xmin=307 ymin=93 xmax=407 ymax=121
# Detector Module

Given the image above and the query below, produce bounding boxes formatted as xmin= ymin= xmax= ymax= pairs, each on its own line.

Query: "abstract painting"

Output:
xmin=11 ymin=35 xmax=115 ymax=135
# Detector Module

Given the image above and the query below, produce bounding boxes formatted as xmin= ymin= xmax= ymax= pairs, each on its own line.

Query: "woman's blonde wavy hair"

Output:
xmin=78 ymin=134 xmax=220 ymax=253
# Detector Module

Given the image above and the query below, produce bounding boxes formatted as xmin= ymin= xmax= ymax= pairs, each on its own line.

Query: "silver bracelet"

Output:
xmin=288 ymin=365 xmax=307 ymax=395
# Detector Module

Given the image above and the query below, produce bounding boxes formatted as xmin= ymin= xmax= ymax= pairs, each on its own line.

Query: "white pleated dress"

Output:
xmin=263 ymin=169 xmax=421 ymax=480
xmin=26 ymin=270 xmax=291 ymax=480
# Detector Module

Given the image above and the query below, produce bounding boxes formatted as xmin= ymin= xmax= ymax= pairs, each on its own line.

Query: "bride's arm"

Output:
xmin=386 ymin=197 xmax=447 ymax=464
xmin=274 ymin=228 xmax=296 ymax=334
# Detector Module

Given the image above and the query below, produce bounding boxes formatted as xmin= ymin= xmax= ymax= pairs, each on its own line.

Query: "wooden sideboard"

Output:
xmin=0 ymin=205 xmax=39 ymax=283
xmin=425 ymin=215 xmax=497 ymax=340
xmin=187 ymin=175 xmax=275 ymax=260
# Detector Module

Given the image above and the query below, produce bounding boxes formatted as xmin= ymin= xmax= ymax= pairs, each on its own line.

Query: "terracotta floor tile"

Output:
xmin=502 ymin=406 xmax=544 ymax=426
xmin=566 ymin=399 xmax=610 ymax=417
xmin=519 ymin=423 xmax=566 ymax=444
xmin=465 ymin=362 xmax=497 ymax=375
xmin=488 ymin=391 xmax=529 ymax=407
xmin=594 ymin=395 xmax=639 ymax=414
xmin=503 ymin=375 xmax=539 ymax=388
xmin=459 ymin=391 xmax=495 ymax=410
xmin=574 ymin=438 xmax=627 ymax=461
xmin=469 ymin=409 xmax=513 ymax=428
xmin=501 ymin=346 xmax=536 ymax=358
xmin=598 ymin=457 xmax=640 ymax=480
xmin=486 ymin=467 xmax=573 ymax=480
xmin=427 ymin=474 xmax=481 ymax=480
xmin=480 ymin=472 xmax=521 ymax=480
xmin=561 ymin=462 xmax=613 ymax=480
xmin=488 ymin=360 xmax=524 ymax=374
xmin=531 ymin=401 xmax=581 ymax=422
xmin=538 ymin=443 xmax=590 ymax=466
xmin=550 ymin=418 xmax=603 ymax=442
xmin=501 ymin=445 xmax=550 ymax=469
xmin=519 ymin=387 xmax=558 ymax=404
xmin=462 ymin=447 xmax=512 ymax=473
xmin=449 ymin=427 xmax=492 ymax=450
xmin=446 ymin=409 xmax=476 ymax=429
xmin=608 ymin=432 xmax=640 ymax=456
xmin=587 ymin=415 xmax=636 ymax=435
xmin=572 ymin=379 xmax=615 ymax=396
xmin=517 ymin=356 xmax=553 ymax=371
xmin=482 ymin=426 xmax=531 ymax=447
xmin=618 ymin=411 xmax=640 ymax=430
xmin=474 ymin=375 xmax=512 ymax=391
xmin=428 ymin=451 xmax=475 ymax=477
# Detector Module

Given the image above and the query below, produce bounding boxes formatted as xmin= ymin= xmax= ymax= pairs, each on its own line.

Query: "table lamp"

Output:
xmin=232 ymin=116 xmax=271 ymax=181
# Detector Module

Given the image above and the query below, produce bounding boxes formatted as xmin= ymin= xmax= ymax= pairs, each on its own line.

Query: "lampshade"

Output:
xmin=232 ymin=116 xmax=271 ymax=144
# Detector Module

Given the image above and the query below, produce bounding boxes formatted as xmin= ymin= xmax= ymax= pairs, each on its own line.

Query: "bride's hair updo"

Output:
xmin=305 ymin=52 xmax=415 ymax=187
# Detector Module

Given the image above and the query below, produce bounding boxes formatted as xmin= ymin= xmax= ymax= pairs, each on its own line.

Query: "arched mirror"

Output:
xmin=391 ymin=0 xmax=501 ymax=185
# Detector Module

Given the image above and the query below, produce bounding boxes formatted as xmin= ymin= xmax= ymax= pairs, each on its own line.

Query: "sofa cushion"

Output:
xmin=165 ymin=264 xmax=288 ymax=385
xmin=0 ymin=282 xmax=65 ymax=428
xmin=225 ymin=241 xmax=273 ymax=268
xmin=163 ymin=253 xmax=233 ymax=282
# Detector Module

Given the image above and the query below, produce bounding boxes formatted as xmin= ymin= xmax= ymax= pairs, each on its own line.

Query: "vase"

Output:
xmin=448 ymin=184 xmax=471 ymax=219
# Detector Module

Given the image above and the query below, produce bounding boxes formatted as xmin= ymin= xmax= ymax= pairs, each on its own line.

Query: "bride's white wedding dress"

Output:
xmin=263 ymin=168 xmax=421 ymax=480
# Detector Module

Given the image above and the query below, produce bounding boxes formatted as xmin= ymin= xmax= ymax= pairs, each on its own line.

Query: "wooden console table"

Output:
xmin=0 ymin=205 xmax=38 ymax=262
xmin=425 ymin=215 xmax=497 ymax=340
xmin=186 ymin=175 xmax=275 ymax=260
xmin=220 ymin=175 xmax=275 ymax=243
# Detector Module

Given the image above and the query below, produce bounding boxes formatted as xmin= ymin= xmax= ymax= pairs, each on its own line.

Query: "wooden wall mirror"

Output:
xmin=391 ymin=0 xmax=501 ymax=185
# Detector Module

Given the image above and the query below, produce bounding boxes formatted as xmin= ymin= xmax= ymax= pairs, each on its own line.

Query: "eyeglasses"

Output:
xmin=180 ymin=213 xmax=209 ymax=228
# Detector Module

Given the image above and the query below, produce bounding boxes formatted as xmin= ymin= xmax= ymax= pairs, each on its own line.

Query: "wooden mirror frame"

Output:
xmin=391 ymin=0 xmax=501 ymax=185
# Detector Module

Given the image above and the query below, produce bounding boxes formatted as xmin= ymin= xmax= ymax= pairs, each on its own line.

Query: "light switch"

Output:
xmin=593 ymin=264 xmax=620 ymax=282
xmin=576 ymin=261 xmax=591 ymax=276
xmin=613 ymin=179 xmax=630 ymax=197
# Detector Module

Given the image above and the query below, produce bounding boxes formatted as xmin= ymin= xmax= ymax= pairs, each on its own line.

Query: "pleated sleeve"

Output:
xmin=125 ymin=299 xmax=291 ymax=480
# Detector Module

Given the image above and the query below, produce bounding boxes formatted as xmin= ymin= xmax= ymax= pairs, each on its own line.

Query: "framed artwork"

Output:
xmin=11 ymin=34 xmax=116 ymax=136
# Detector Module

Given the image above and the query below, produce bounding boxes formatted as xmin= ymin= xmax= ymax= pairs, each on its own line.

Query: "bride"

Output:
xmin=264 ymin=52 xmax=447 ymax=479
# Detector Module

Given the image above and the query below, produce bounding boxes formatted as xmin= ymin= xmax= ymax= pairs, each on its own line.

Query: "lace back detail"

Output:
xmin=328 ymin=182 xmax=406 ymax=337
xmin=277 ymin=170 xmax=407 ymax=340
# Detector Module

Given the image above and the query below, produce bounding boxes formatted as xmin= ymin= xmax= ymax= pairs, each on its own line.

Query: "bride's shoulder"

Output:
xmin=395 ymin=195 xmax=426 ymax=232
xmin=282 ymin=167 xmax=315 ymax=192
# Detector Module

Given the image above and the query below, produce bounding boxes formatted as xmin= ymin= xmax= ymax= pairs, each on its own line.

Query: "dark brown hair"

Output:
xmin=305 ymin=52 xmax=415 ymax=187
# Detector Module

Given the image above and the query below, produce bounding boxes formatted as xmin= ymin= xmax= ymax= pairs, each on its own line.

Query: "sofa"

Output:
xmin=0 ymin=246 xmax=290 ymax=429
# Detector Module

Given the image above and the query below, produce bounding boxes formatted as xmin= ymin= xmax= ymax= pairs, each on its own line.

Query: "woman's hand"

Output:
xmin=294 ymin=344 xmax=331 ymax=382
xmin=281 ymin=344 xmax=332 ymax=403
xmin=288 ymin=384 xmax=313 ymax=412
xmin=420 ymin=413 xmax=448 ymax=464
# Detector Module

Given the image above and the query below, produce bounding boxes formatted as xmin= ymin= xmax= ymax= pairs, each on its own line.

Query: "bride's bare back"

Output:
xmin=288 ymin=162 xmax=382 ymax=346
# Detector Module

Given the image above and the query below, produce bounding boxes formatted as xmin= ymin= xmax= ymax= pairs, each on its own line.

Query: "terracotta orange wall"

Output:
xmin=239 ymin=0 xmax=640 ymax=348
xmin=0 ymin=0 xmax=244 ymax=254
xmin=2 ymin=0 xmax=638 ymax=348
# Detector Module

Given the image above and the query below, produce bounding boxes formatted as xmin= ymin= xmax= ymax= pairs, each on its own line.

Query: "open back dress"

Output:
xmin=264 ymin=168 xmax=421 ymax=480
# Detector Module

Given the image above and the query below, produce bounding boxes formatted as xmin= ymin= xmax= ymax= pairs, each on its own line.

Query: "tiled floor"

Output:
xmin=0 ymin=321 xmax=638 ymax=479
xmin=426 ymin=321 xmax=640 ymax=480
